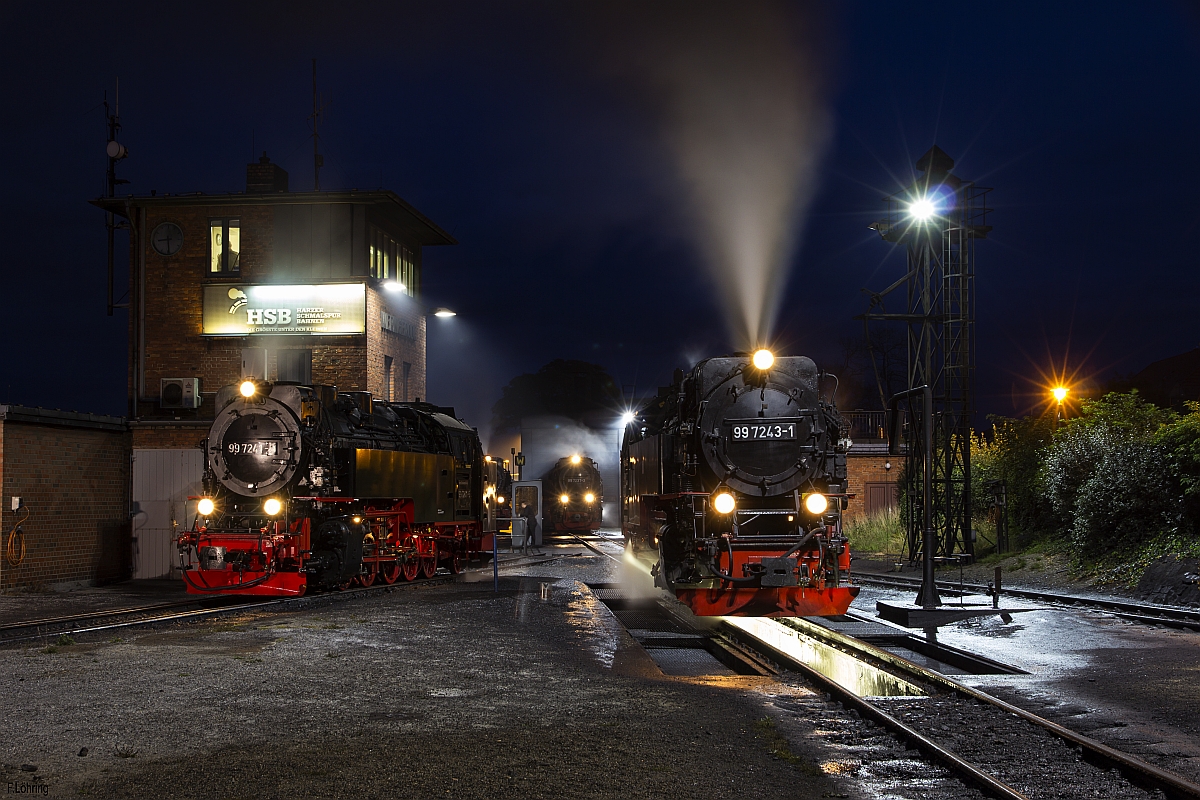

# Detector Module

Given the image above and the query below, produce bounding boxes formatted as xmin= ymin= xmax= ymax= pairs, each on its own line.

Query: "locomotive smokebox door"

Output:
xmin=512 ymin=481 xmax=542 ymax=547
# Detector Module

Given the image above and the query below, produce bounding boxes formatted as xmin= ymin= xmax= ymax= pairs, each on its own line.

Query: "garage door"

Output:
xmin=131 ymin=449 xmax=204 ymax=579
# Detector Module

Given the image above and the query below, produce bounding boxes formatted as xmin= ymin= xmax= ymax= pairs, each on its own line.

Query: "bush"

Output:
xmin=972 ymin=415 xmax=1056 ymax=538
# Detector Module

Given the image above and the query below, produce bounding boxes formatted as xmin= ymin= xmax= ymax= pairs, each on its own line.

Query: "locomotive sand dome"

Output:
xmin=622 ymin=351 xmax=859 ymax=617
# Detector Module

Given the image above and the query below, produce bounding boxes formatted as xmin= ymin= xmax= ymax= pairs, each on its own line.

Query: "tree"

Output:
xmin=491 ymin=360 xmax=623 ymax=432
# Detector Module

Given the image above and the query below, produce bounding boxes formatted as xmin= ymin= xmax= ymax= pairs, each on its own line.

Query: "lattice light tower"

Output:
xmin=862 ymin=145 xmax=992 ymax=560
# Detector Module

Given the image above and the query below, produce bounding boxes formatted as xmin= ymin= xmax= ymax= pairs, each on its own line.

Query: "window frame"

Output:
xmin=209 ymin=218 xmax=241 ymax=274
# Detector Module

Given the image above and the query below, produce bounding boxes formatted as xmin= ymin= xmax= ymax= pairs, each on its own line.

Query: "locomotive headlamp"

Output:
xmin=560 ymin=494 xmax=570 ymax=504
xmin=496 ymin=496 xmax=505 ymax=505
xmin=585 ymin=493 xmax=595 ymax=504
xmin=197 ymin=498 xmax=215 ymax=516
xmin=263 ymin=498 xmax=283 ymax=516
xmin=752 ymin=349 xmax=774 ymax=370
xmin=484 ymin=455 xmax=493 ymax=462
xmin=239 ymin=380 xmax=257 ymax=398
xmin=712 ymin=491 xmax=736 ymax=515
xmin=804 ymin=493 xmax=829 ymax=515
xmin=570 ymin=454 xmax=582 ymax=465
xmin=352 ymin=516 xmax=362 ymax=525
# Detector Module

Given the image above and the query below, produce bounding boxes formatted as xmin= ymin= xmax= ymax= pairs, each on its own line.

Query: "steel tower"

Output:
xmin=861 ymin=145 xmax=992 ymax=560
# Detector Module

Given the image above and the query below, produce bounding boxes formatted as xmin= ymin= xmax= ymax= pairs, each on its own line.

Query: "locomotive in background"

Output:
xmin=177 ymin=379 xmax=498 ymax=595
xmin=622 ymin=350 xmax=859 ymax=617
xmin=541 ymin=454 xmax=603 ymax=534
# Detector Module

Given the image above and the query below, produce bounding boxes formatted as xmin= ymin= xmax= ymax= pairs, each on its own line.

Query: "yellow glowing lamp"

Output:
xmin=197 ymin=498 xmax=215 ymax=516
xmin=496 ymin=496 xmax=505 ymax=505
xmin=584 ymin=493 xmax=595 ymax=503
xmin=1053 ymin=386 xmax=1068 ymax=403
xmin=570 ymin=454 xmax=582 ymax=465
xmin=239 ymin=380 xmax=257 ymax=398
xmin=263 ymin=498 xmax=283 ymax=516
xmin=712 ymin=492 xmax=736 ymax=515
xmin=752 ymin=349 xmax=774 ymax=370
xmin=484 ymin=455 xmax=492 ymax=462
xmin=804 ymin=493 xmax=828 ymax=515
xmin=560 ymin=493 xmax=570 ymax=504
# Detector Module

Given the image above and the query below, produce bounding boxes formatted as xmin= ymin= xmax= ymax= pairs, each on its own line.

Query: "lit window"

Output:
xmin=210 ymin=219 xmax=240 ymax=273
xmin=369 ymin=226 xmax=418 ymax=296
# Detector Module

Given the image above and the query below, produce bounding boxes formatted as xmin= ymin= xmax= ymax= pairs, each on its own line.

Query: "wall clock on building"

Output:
xmin=151 ymin=222 xmax=184 ymax=256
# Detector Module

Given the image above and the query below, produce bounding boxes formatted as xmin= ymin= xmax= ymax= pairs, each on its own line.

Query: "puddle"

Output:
xmin=723 ymin=617 xmax=925 ymax=698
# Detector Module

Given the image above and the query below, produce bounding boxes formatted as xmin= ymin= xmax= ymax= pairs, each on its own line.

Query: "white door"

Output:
xmin=132 ymin=449 xmax=205 ymax=579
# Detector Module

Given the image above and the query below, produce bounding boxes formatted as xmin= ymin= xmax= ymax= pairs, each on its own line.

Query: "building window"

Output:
xmin=210 ymin=219 xmax=241 ymax=273
xmin=369 ymin=226 xmax=418 ymax=297
xmin=383 ymin=356 xmax=394 ymax=402
xmin=402 ymin=361 xmax=412 ymax=402
xmin=278 ymin=350 xmax=312 ymax=384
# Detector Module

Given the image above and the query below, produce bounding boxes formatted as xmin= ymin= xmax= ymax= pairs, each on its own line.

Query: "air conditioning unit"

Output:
xmin=161 ymin=378 xmax=201 ymax=409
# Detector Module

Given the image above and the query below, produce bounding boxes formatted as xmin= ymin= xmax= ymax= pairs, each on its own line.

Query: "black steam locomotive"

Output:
xmin=542 ymin=454 xmax=603 ymax=533
xmin=177 ymin=379 xmax=492 ymax=596
xmin=621 ymin=351 xmax=859 ymax=616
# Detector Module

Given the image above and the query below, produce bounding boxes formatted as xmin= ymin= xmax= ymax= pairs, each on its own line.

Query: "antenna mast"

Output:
xmin=104 ymin=79 xmax=130 ymax=316
xmin=310 ymin=59 xmax=324 ymax=191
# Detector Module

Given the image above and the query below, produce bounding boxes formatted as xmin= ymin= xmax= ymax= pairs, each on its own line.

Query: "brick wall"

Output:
xmin=131 ymin=425 xmax=207 ymax=450
xmin=0 ymin=417 xmax=131 ymax=590
xmin=844 ymin=451 xmax=899 ymax=524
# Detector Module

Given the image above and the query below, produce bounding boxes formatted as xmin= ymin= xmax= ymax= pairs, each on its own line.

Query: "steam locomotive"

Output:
xmin=176 ymin=379 xmax=496 ymax=596
xmin=621 ymin=350 xmax=859 ymax=617
xmin=542 ymin=454 xmax=603 ymax=533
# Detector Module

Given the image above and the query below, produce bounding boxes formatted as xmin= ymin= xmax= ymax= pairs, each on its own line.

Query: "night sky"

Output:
xmin=3 ymin=2 xmax=1199 ymax=445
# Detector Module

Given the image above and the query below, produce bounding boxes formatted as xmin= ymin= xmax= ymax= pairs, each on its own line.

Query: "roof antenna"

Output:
xmin=310 ymin=59 xmax=327 ymax=191
xmin=104 ymin=78 xmax=130 ymax=316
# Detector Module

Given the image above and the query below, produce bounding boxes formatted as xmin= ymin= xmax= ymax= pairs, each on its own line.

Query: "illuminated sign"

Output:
xmin=202 ymin=283 xmax=366 ymax=336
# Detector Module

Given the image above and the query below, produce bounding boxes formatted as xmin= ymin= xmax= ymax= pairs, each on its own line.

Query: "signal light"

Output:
xmin=712 ymin=492 xmax=736 ymax=515
xmin=197 ymin=498 xmax=215 ymax=516
xmin=263 ymin=498 xmax=282 ymax=516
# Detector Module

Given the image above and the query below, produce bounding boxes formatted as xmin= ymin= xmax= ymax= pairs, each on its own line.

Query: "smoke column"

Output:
xmin=594 ymin=1 xmax=831 ymax=347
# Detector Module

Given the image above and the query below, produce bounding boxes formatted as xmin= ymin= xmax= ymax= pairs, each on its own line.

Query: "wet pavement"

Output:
xmin=1 ymin=538 xmax=1197 ymax=798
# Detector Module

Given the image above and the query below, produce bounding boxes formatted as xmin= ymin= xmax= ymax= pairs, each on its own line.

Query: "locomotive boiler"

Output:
xmin=541 ymin=454 xmax=603 ymax=534
xmin=621 ymin=350 xmax=859 ymax=617
xmin=177 ymin=379 xmax=490 ymax=596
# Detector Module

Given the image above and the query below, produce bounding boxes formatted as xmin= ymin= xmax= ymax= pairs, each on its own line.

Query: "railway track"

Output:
xmin=590 ymin=583 xmax=1200 ymax=800
xmin=0 ymin=553 xmax=561 ymax=646
xmin=853 ymin=569 xmax=1200 ymax=631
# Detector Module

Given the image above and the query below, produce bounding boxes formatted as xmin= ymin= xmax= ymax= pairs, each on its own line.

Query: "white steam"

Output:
xmin=600 ymin=1 xmax=831 ymax=347
xmin=520 ymin=415 xmax=621 ymax=525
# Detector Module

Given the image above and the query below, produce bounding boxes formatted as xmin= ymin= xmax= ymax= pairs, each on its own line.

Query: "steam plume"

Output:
xmin=596 ymin=1 xmax=831 ymax=347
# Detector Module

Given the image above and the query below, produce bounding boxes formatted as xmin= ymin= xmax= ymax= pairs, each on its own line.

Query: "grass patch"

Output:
xmin=754 ymin=718 xmax=821 ymax=776
xmin=39 ymin=646 xmax=57 ymax=655
xmin=844 ymin=509 xmax=906 ymax=556
xmin=56 ymin=634 xmax=75 ymax=647
xmin=114 ymin=745 xmax=138 ymax=759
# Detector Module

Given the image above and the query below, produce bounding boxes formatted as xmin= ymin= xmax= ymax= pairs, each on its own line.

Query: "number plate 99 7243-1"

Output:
xmin=729 ymin=423 xmax=797 ymax=441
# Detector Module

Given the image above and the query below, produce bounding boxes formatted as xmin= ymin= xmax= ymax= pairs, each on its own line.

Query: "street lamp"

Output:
xmin=1052 ymin=385 xmax=1069 ymax=429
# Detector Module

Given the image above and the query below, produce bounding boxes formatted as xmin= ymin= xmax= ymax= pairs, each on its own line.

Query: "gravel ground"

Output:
xmin=0 ymin=550 xmax=868 ymax=800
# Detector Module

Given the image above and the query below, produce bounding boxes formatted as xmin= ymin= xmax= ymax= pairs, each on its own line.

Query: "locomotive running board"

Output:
xmin=674 ymin=585 xmax=860 ymax=617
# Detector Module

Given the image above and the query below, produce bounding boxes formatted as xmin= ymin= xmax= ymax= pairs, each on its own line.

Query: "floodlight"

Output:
xmin=383 ymin=281 xmax=406 ymax=293
xmin=909 ymin=198 xmax=936 ymax=221
xmin=1053 ymin=386 xmax=1068 ymax=403
xmin=432 ymin=308 xmax=456 ymax=318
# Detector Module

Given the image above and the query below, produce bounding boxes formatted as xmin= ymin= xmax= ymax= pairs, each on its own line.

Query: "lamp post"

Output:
xmin=1052 ymin=385 xmax=1068 ymax=430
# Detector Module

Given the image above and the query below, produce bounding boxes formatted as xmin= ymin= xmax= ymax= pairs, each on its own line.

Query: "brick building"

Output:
xmin=91 ymin=156 xmax=456 ymax=577
xmin=0 ymin=406 xmax=131 ymax=590
xmin=840 ymin=411 xmax=899 ymax=525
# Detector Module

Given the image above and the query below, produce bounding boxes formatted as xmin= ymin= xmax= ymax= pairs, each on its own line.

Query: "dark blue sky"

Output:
xmin=2 ymin=2 xmax=1198 ymax=438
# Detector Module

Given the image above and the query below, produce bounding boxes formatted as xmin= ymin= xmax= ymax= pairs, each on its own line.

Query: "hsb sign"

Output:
xmin=245 ymin=308 xmax=292 ymax=324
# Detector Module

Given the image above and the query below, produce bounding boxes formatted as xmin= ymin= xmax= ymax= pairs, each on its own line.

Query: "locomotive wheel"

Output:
xmin=401 ymin=534 xmax=420 ymax=581
xmin=380 ymin=561 xmax=401 ymax=584
xmin=358 ymin=570 xmax=376 ymax=588
xmin=421 ymin=541 xmax=438 ymax=579
xmin=446 ymin=548 xmax=463 ymax=575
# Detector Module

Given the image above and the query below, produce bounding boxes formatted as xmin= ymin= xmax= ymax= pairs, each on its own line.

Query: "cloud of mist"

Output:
xmin=592 ymin=1 xmax=832 ymax=348
xmin=520 ymin=415 xmax=622 ymax=525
